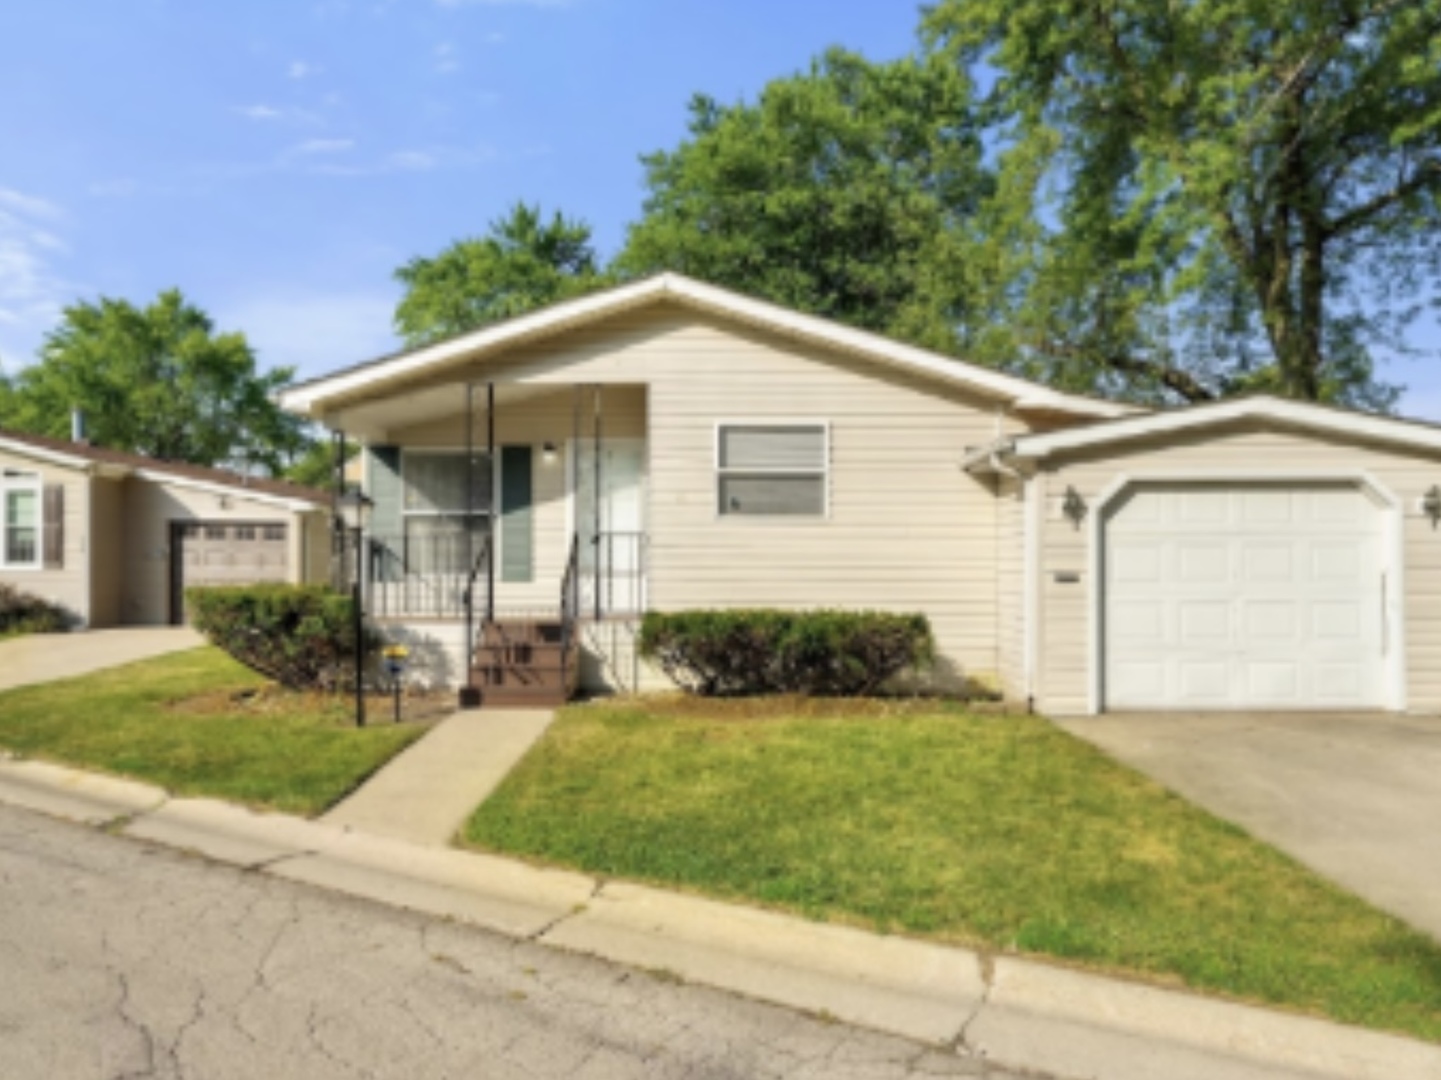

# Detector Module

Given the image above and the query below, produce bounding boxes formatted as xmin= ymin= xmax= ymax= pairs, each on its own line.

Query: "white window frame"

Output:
xmin=713 ymin=420 xmax=831 ymax=520
xmin=1 ymin=469 xmax=43 ymax=571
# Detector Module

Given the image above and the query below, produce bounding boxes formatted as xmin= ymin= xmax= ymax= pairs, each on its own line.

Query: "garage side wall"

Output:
xmin=0 ymin=448 xmax=91 ymax=626
xmin=1034 ymin=422 xmax=1441 ymax=715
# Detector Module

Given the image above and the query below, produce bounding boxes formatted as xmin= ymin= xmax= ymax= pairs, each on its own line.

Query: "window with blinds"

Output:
xmin=716 ymin=424 xmax=828 ymax=517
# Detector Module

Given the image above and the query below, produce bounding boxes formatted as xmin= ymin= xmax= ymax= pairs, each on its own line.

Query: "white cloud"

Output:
xmin=434 ymin=41 xmax=461 ymax=74
xmin=0 ymin=190 xmax=74 ymax=369
xmin=288 ymin=60 xmax=321 ymax=79
xmin=233 ymin=104 xmax=322 ymax=124
xmin=387 ymin=149 xmax=439 ymax=171
xmin=215 ymin=289 xmax=400 ymax=380
xmin=293 ymin=138 xmax=356 ymax=155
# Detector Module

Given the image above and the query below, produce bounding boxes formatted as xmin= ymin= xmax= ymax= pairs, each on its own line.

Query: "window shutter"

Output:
xmin=500 ymin=445 xmax=533 ymax=583
xmin=42 ymin=484 xmax=64 ymax=569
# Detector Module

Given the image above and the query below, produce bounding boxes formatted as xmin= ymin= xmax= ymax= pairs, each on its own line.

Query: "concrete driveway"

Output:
xmin=0 ymin=627 xmax=204 ymax=692
xmin=1054 ymin=712 xmax=1441 ymax=942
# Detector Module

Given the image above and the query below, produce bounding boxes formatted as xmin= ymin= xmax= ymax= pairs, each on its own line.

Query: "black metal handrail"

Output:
xmin=587 ymin=530 xmax=648 ymax=619
xmin=364 ymin=533 xmax=485 ymax=619
xmin=559 ymin=532 xmax=581 ymax=692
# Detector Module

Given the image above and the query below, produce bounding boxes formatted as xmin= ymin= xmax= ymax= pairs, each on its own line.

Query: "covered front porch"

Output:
xmin=332 ymin=381 xmax=651 ymax=704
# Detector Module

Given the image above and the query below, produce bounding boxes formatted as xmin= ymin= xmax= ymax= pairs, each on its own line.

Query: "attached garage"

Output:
xmin=999 ymin=396 xmax=1441 ymax=716
xmin=171 ymin=521 xmax=291 ymax=622
xmin=1101 ymin=481 xmax=1392 ymax=711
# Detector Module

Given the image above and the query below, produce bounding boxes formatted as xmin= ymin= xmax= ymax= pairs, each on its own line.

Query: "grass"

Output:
xmin=466 ymin=695 xmax=1441 ymax=1043
xmin=0 ymin=647 xmax=425 ymax=815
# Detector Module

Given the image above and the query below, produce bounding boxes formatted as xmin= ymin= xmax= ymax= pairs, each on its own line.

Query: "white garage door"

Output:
xmin=1104 ymin=483 xmax=1386 ymax=710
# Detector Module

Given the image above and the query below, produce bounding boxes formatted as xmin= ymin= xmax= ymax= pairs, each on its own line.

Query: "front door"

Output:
xmin=572 ymin=439 xmax=646 ymax=615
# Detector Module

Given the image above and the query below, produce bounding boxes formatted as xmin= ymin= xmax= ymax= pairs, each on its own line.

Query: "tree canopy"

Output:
xmin=0 ymin=290 xmax=309 ymax=474
xmin=393 ymin=203 xmax=606 ymax=347
xmin=923 ymin=0 xmax=1441 ymax=408
xmin=617 ymin=48 xmax=991 ymax=351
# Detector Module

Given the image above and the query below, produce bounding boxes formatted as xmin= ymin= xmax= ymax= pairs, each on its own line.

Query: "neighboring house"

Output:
xmin=280 ymin=273 xmax=1441 ymax=715
xmin=0 ymin=429 xmax=332 ymax=627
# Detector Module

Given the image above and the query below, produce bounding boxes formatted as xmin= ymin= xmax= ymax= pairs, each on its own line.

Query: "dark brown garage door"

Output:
xmin=171 ymin=521 xmax=289 ymax=623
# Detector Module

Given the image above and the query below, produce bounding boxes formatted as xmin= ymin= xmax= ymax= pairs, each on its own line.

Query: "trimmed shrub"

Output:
xmin=638 ymin=609 xmax=934 ymax=697
xmin=187 ymin=584 xmax=376 ymax=691
xmin=0 ymin=583 xmax=71 ymax=637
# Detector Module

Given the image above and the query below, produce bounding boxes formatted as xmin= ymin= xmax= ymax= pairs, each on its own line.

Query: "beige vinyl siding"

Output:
xmin=88 ymin=477 xmax=124 ymax=627
xmin=120 ymin=477 xmax=309 ymax=625
xmin=1034 ymin=422 xmax=1441 ymax=714
xmin=413 ymin=305 xmax=1011 ymax=689
xmin=994 ymin=475 xmax=1026 ymax=701
xmin=0 ymin=448 xmax=91 ymax=625
xmin=386 ymin=386 xmax=646 ymax=612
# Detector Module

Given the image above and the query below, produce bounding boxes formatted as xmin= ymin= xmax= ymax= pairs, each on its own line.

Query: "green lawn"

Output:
xmin=466 ymin=696 xmax=1441 ymax=1043
xmin=0 ymin=647 xmax=425 ymax=815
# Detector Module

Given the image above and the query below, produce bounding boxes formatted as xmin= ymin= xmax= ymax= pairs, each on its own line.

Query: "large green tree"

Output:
xmin=924 ymin=0 xmax=1441 ymax=407
xmin=0 ymin=290 xmax=309 ymax=474
xmin=394 ymin=203 xmax=605 ymax=347
xmin=617 ymin=48 xmax=991 ymax=350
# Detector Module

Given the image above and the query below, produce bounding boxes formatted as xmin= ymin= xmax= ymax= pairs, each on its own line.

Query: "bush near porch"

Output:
xmin=0 ymin=647 xmax=423 ymax=815
xmin=188 ymin=584 xmax=376 ymax=691
xmin=466 ymin=696 xmax=1441 ymax=1044
xmin=638 ymin=610 xmax=934 ymax=695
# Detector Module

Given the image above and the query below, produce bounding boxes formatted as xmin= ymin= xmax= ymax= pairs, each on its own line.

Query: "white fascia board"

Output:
xmin=0 ymin=437 xmax=95 ymax=471
xmin=1011 ymin=395 xmax=1441 ymax=460
xmin=279 ymin=272 xmax=1130 ymax=421
xmin=133 ymin=469 xmax=320 ymax=513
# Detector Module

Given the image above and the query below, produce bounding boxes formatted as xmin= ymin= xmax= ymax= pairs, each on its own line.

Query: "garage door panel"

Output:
xmin=1177 ymin=542 xmax=1229 ymax=583
xmin=1178 ymin=600 xmax=1228 ymax=643
xmin=1104 ymin=484 xmax=1384 ymax=710
xmin=174 ymin=522 xmax=290 ymax=620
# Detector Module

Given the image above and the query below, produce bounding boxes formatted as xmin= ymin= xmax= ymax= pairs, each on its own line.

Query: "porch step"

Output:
xmin=467 ymin=618 xmax=581 ymax=708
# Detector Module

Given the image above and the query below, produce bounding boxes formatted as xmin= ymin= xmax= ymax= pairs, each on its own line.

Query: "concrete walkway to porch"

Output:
xmin=322 ymin=707 xmax=555 ymax=846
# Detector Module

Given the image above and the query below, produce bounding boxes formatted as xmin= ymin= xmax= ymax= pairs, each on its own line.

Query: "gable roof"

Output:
xmin=1006 ymin=394 xmax=1441 ymax=461
xmin=278 ymin=273 xmax=1134 ymax=420
xmin=0 ymin=428 xmax=330 ymax=511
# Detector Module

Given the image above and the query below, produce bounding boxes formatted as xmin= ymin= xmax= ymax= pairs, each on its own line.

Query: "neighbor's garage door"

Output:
xmin=1103 ymin=483 xmax=1385 ymax=710
xmin=172 ymin=521 xmax=289 ymax=622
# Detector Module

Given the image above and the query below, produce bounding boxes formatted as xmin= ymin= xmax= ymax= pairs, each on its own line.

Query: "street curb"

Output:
xmin=971 ymin=957 xmax=1441 ymax=1080
xmin=541 ymin=880 xmax=985 ymax=1046
xmin=5 ymin=761 xmax=1441 ymax=1080
xmin=0 ymin=758 xmax=167 ymax=825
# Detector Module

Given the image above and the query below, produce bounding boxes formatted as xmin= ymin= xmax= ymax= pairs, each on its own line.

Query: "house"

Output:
xmin=279 ymin=273 xmax=1441 ymax=714
xmin=0 ymin=429 xmax=333 ymax=627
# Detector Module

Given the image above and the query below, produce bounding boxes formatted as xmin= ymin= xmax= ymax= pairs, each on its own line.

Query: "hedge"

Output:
xmin=638 ymin=610 xmax=934 ymax=697
xmin=0 ymin=583 xmax=71 ymax=637
xmin=187 ymin=584 xmax=376 ymax=691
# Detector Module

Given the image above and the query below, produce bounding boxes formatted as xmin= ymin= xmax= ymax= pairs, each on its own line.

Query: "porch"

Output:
xmin=334 ymin=383 xmax=652 ymax=707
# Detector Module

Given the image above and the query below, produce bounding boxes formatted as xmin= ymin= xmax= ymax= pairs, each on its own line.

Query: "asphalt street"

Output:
xmin=0 ymin=805 xmax=1044 ymax=1080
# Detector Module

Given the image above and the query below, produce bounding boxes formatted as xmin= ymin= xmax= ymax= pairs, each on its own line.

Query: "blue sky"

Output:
xmin=1 ymin=0 xmax=1436 ymax=418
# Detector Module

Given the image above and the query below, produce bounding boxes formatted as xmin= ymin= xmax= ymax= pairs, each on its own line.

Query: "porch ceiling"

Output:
xmin=331 ymin=381 xmax=560 ymax=443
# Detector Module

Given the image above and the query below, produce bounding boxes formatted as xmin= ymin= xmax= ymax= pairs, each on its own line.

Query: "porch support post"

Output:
xmin=331 ymin=427 xmax=347 ymax=591
xmin=460 ymin=383 xmax=480 ymax=709
xmin=487 ymin=381 xmax=496 ymax=625
xmin=593 ymin=384 xmax=603 ymax=622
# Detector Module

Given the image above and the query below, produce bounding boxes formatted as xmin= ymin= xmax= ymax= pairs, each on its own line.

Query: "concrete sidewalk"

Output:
xmin=1 ymin=757 xmax=1438 ymax=1080
xmin=322 ymin=708 xmax=555 ymax=845
xmin=0 ymin=627 xmax=203 ymax=692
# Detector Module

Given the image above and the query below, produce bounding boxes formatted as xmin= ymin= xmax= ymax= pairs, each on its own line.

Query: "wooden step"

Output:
xmin=481 ymin=620 xmax=564 ymax=647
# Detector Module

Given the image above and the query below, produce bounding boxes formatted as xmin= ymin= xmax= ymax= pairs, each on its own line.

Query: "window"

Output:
xmin=716 ymin=423 xmax=828 ymax=517
xmin=2 ymin=470 xmax=41 ymax=568
xmin=402 ymin=451 xmax=492 ymax=572
xmin=235 ymin=526 xmax=257 ymax=542
xmin=262 ymin=525 xmax=286 ymax=542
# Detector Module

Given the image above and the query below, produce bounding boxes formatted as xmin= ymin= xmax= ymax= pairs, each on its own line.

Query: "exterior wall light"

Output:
xmin=542 ymin=441 xmax=558 ymax=462
xmin=1424 ymin=485 xmax=1441 ymax=528
xmin=1062 ymin=485 xmax=1087 ymax=526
